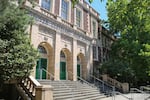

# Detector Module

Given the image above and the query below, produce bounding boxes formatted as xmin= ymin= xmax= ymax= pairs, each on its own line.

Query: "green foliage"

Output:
xmin=103 ymin=0 xmax=150 ymax=86
xmin=0 ymin=1 xmax=38 ymax=82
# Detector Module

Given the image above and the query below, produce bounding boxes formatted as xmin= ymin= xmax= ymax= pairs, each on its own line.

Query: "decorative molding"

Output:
xmin=28 ymin=7 xmax=92 ymax=45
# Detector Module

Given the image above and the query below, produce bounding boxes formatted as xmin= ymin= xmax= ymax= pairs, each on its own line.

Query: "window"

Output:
xmin=61 ymin=0 xmax=69 ymax=20
xmin=93 ymin=46 xmax=98 ymax=60
xmin=76 ymin=9 xmax=82 ymax=27
xmin=38 ymin=45 xmax=47 ymax=54
xmin=41 ymin=0 xmax=51 ymax=11
xmin=92 ymin=21 xmax=96 ymax=37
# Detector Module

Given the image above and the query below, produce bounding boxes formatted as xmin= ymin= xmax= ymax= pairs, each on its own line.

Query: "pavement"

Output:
xmin=101 ymin=93 xmax=150 ymax=100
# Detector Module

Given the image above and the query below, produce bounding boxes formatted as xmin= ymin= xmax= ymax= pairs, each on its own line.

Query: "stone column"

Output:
xmin=54 ymin=32 xmax=61 ymax=80
xmin=72 ymin=38 xmax=77 ymax=81
xmin=86 ymin=44 xmax=93 ymax=80
xmin=30 ymin=23 xmax=39 ymax=78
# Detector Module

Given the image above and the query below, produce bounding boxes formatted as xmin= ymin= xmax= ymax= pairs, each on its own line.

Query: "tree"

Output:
xmin=0 ymin=0 xmax=38 ymax=83
xmin=72 ymin=0 xmax=150 ymax=86
xmin=103 ymin=0 xmax=150 ymax=86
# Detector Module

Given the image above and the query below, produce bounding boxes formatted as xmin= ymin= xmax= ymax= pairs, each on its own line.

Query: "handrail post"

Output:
xmin=112 ymin=86 xmax=115 ymax=100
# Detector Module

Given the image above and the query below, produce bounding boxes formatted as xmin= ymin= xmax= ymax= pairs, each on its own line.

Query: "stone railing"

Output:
xmin=20 ymin=76 xmax=53 ymax=100
xmin=101 ymin=74 xmax=129 ymax=93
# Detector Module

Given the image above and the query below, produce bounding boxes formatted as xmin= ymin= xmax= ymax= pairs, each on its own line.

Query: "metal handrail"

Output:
xmin=41 ymin=68 xmax=54 ymax=80
xmin=130 ymin=88 xmax=150 ymax=100
xmin=40 ymin=68 xmax=75 ymax=98
xmin=115 ymin=91 xmax=132 ymax=100
xmin=89 ymin=75 xmax=132 ymax=100
xmin=89 ymin=74 xmax=114 ymax=92
xmin=68 ymin=71 xmax=95 ymax=88
xmin=130 ymin=88 xmax=145 ymax=93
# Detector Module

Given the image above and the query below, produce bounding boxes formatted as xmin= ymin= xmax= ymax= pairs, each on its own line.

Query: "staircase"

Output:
xmin=38 ymin=80 xmax=106 ymax=100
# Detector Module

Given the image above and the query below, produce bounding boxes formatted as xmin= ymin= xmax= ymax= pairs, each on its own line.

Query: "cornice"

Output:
xmin=27 ymin=6 xmax=92 ymax=45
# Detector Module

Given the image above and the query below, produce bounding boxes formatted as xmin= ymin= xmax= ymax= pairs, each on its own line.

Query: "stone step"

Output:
xmin=55 ymin=93 xmax=105 ymax=100
xmin=38 ymin=80 xmax=106 ymax=100
xmin=54 ymin=90 xmax=100 ymax=97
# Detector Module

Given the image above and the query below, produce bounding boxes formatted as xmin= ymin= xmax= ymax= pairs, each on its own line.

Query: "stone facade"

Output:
xmin=25 ymin=0 xmax=100 ymax=81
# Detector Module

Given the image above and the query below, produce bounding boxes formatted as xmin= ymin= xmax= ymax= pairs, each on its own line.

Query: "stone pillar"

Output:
xmin=35 ymin=85 xmax=53 ymax=100
xmin=122 ymin=83 xmax=129 ymax=93
xmin=101 ymin=74 xmax=108 ymax=82
xmin=86 ymin=44 xmax=93 ymax=80
xmin=72 ymin=38 xmax=77 ymax=81
xmin=30 ymin=23 xmax=39 ymax=78
xmin=54 ymin=32 xmax=61 ymax=80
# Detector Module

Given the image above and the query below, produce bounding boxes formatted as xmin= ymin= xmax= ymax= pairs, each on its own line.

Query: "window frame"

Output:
xmin=41 ymin=0 xmax=52 ymax=11
xmin=76 ymin=8 xmax=82 ymax=28
xmin=61 ymin=0 xmax=69 ymax=20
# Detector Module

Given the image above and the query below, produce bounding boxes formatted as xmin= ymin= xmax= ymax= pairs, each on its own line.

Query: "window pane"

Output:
xmin=41 ymin=0 xmax=51 ymax=11
xmin=61 ymin=0 xmax=69 ymax=20
xmin=76 ymin=9 xmax=81 ymax=27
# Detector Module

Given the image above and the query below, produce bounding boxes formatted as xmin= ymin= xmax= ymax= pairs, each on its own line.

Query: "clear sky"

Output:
xmin=85 ymin=0 xmax=108 ymax=20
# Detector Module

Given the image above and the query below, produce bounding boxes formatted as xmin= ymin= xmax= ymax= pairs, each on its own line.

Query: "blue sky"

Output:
xmin=85 ymin=0 xmax=108 ymax=20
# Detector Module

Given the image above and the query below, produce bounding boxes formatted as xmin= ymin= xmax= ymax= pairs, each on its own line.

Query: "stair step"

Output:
xmin=38 ymin=80 xmax=106 ymax=100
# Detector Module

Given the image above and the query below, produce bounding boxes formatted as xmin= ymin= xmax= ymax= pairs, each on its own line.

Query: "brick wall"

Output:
xmin=83 ymin=10 xmax=88 ymax=31
xmin=71 ymin=5 xmax=74 ymax=24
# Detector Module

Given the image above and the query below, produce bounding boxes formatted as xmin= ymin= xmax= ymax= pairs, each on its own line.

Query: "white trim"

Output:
xmin=91 ymin=18 xmax=98 ymax=38
xmin=60 ymin=0 xmax=71 ymax=21
xmin=75 ymin=7 xmax=83 ymax=29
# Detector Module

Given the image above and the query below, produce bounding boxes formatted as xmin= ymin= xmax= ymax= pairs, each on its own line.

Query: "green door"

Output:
xmin=77 ymin=64 xmax=81 ymax=77
xmin=36 ymin=58 xmax=47 ymax=79
xmin=60 ymin=62 xmax=66 ymax=80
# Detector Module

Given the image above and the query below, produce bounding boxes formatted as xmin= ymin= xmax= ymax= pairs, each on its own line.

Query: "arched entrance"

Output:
xmin=36 ymin=45 xmax=48 ymax=79
xmin=77 ymin=53 xmax=86 ymax=79
xmin=60 ymin=48 xmax=72 ymax=80
xmin=36 ymin=42 xmax=54 ymax=79
xmin=60 ymin=51 xmax=66 ymax=80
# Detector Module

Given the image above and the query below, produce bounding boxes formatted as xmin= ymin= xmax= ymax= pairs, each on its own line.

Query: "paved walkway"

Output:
xmin=101 ymin=93 xmax=150 ymax=100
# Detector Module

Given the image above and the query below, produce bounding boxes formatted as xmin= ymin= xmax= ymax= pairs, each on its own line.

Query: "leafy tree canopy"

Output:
xmin=0 ymin=0 xmax=38 ymax=82
xmin=102 ymin=0 xmax=150 ymax=86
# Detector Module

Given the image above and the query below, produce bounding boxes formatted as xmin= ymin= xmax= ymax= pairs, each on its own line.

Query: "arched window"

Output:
xmin=38 ymin=45 xmax=47 ymax=54
xmin=60 ymin=51 xmax=65 ymax=58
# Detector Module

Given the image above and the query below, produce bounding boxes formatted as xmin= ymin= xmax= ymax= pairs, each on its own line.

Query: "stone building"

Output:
xmin=24 ymin=0 xmax=100 ymax=81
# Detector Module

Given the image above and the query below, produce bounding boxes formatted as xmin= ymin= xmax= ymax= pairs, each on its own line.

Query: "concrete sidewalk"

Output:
xmin=101 ymin=93 xmax=150 ymax=100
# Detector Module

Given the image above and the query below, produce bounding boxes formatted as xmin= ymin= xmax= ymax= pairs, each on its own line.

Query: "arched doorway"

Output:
xmin=77 ymin=53 xmax=86 ymax=79
xmin=60 ymin=48 xmax=73 ymax=80
xmin=60 ymin=51 xmax=66 ymax=80
xmin=36 ymin=45 xmax=48 ymax=79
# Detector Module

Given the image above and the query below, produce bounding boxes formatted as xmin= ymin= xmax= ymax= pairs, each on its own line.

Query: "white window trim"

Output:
xmin=59 ymin=0 xmax=71 ymax=22
xmin=92 ymin=19 xmax=97 ymax=38
xmin=75 ymin=7 xmax=83 ymax=28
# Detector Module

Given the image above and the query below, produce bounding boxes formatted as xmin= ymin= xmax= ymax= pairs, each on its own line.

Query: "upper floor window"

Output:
xmin=92 ymin=21 xmax=96 ymax=38
xmin=41 ymin=0 xmax=51 ymax=11
xmin=76 ymin=9 xmax=82 ymax=27
xmin=93 ymin=46 xmax=98 ymax=61
xmin=61 ymin=0 xmax=69 ymax=20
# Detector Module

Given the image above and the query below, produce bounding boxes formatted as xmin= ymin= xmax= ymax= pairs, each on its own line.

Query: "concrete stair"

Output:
xmin=38 ymin=80 xmax=106 ymax=100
